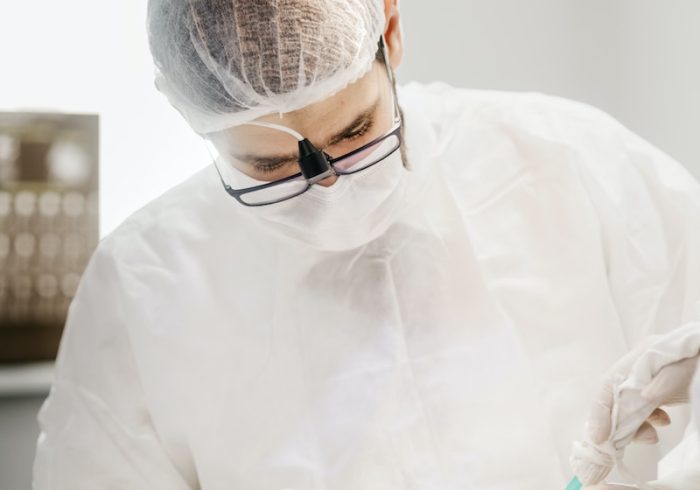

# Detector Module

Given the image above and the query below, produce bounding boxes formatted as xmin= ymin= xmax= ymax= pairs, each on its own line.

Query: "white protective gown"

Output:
xmin=32 ymin=82 xmax=700 ymax=489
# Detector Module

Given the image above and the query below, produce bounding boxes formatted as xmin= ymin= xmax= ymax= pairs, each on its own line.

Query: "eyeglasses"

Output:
xmin=212 ymin=36 xmax=402 ymax=207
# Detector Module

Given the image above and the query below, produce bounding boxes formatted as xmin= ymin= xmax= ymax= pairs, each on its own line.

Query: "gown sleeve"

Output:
xmin=32 ymin=240 xmax=196 ymax=490
xmin=552 ymin=97 xmax=700 ymax=348
xmin=558 ymin=96 xmax=700 ymax=487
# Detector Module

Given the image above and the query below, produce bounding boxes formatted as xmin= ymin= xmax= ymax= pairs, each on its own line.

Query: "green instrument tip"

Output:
xmin=565 ymin=476 xmax=583 ymax=490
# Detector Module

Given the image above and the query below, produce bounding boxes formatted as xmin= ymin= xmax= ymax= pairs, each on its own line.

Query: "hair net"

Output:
xmin=147 ymin=0 xmax=386 ymax=134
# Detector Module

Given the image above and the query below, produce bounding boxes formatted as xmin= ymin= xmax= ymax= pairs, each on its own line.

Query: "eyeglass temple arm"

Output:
xmin=378 ymin=35 xmax=400 ymax=123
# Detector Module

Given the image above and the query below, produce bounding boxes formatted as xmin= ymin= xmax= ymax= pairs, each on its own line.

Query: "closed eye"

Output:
xmin=256 ymin=159 xmax=296 ymax=174
xmin=255 ymin=119 xmax=373 ymax=173
xmin=343 ymin=119 xmax=373 ymax=141
xmin=233 ymin=98 xmax=380 ymax=173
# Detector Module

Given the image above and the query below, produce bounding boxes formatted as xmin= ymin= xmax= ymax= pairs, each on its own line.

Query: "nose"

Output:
xmin=315 ymin=174 xmax=339 ymax=187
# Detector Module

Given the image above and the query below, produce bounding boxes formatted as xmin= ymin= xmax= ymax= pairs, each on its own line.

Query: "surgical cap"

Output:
xmin=147 ymin=0 xmax=386 ymax=134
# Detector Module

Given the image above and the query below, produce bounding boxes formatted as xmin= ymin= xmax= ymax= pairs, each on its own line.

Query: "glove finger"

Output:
xmin=586 ymin=337 xmax=665 ymax=445
xmin=640 ymin=356 xmax=697 ymax=405
xmin=640 ymin=371 xmax=688 ymax=405
xmin=588 ymin=375 xmax=618 ymax=444
xmin=632 ymin=421 xmax=658 ymax=444
xmin=646 ymin=407 xmax=671 ymax=427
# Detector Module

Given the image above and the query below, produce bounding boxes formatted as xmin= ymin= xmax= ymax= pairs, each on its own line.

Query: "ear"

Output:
xmin=382 ymin=0 xmax=403 ymax=70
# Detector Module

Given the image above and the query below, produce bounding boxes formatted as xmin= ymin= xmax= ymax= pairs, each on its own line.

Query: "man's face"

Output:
xmin=208 ymin=61 xmax=396 ymax=186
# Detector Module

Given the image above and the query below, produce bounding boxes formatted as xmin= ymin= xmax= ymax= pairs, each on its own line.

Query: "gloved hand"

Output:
xmin=570 ymin=323 xmax=700 ymax=487
xmin=589 ymin=354 xmax=697 ymax=447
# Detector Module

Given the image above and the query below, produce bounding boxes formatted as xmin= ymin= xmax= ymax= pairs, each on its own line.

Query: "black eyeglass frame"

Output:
xmin=221 ymin=124 xmax=402 ymax=207
xmin=213 ymin=36 xmax=402 ymax=207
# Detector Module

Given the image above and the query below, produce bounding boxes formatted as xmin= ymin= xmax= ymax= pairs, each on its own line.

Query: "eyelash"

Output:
xmin=345 ymin=121 xmax=372 ymax=140
xmin=258 ymin=162 xmax=287 ymax=174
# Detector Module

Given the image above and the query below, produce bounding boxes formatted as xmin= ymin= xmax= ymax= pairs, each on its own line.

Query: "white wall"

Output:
xmin=398 ymin=0 xmax=700 ymax=179
xmin=1 ymin=1 xmax=697 ymax=237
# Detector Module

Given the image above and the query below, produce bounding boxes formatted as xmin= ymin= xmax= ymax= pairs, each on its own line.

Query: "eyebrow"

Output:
xmin=231 ymin=97 xmax=380 ymax=169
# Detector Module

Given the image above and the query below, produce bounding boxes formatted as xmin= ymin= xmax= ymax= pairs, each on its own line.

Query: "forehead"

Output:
xmin=211 ymin=63 xmax=384 ymax=148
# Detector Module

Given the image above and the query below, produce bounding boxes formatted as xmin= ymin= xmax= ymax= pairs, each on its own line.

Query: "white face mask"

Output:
xmin=220 ymin=147 xmax=410 ymax=252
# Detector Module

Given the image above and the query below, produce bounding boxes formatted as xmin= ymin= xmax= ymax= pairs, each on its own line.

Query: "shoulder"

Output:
xmin=399 ymin=80 xmax=624 ymax=148
xmin=71 ymin=165 xmax=247 ymax=331
xmin=404 ymin=82 xmax=699 ymax=212
xmin=93 ymin=165 xmax=239 ymax=277
xmin=397 ymin=81 xmax=643 ymax=190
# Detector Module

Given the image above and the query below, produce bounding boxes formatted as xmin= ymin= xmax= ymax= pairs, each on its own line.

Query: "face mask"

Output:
xmin=220 ymin=147 xmax=411 ymax=252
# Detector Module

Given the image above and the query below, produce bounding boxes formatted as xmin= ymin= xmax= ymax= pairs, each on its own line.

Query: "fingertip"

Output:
xmin=647 ymin=408 xmax=671 ymax=427
xmin=632 ymin=422 xmax=659 ymax=444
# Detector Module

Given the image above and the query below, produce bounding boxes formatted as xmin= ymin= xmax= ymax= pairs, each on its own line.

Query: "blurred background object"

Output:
xmin=398 ymin=0 xmax=700 ymax=181
xmin=0 ymin=113 xmax=98 ymax=490
xmin=0 ymin=112 xmax=99 ymax=363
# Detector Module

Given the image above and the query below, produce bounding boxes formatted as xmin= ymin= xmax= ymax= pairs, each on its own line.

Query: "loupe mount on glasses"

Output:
xmin=298 ymin=138 xmax=336 ymax=184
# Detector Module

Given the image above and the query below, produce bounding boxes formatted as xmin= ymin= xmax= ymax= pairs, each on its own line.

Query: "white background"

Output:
xmin=0 ymin=1 xmax=698 ymax=236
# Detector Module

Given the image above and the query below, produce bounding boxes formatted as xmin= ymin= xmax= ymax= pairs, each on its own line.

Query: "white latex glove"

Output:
xmin=570 ymin=324 xmax=700 ymax=488
xmin=590 ymin=355 xmax=697 ymax=446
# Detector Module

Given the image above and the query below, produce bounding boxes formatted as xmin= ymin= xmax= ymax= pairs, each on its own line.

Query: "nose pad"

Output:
xmin=315 ymin=174 xmax=339 ymax=187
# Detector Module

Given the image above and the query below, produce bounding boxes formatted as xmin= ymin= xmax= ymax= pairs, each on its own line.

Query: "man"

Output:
xmin=33 ymin=0 xmax=700 ymax=488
